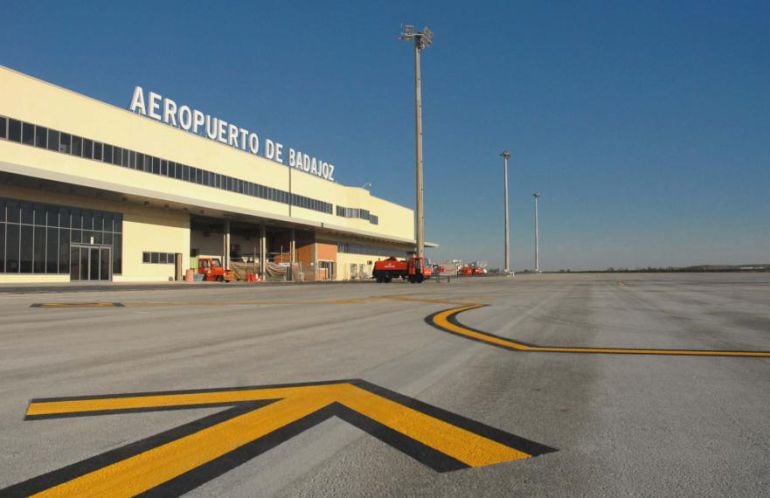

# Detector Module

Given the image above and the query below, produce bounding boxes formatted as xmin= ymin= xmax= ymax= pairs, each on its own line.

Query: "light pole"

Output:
xmin=501 ymin=150 xmax=512 ymax=275
xmin=400 ymin=24 xmax=432 ymax=262
xmin=533 ymin=192 xmax=541 ymax=273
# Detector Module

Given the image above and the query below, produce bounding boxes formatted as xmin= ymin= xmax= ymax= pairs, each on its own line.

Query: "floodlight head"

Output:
xmin=533 ymin=192 xmax=541 ymax=198
xmin=400 ymin=24 xmax=415 ymax=39
xmin=501 ymin=150 xmax=512 ymax=159
xmin=420 ymin=27 xmax=433 ymax=47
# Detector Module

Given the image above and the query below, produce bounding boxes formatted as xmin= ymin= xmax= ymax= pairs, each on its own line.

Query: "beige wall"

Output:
xmin=0 ymin=66 xmax=415 ymax=245
xmin=119 ymin=208 xmax=189 ymax=282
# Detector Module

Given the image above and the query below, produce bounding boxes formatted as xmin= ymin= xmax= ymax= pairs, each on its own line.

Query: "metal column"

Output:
xmin=259 ymin=225 xmax=267 ymax=279
xmin=223 ymin=220 xmax=231 ymax=270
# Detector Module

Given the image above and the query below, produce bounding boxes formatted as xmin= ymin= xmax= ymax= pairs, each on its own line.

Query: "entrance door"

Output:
xmin=70 ymin=245 xmax=111 ymax=281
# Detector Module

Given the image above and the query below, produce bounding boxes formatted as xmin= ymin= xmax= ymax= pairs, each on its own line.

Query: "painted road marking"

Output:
xmin=30 ymin=302 xmax=125 ymax=308
xmin=427 ymin=304 xmax=770 ymax=358
xmin=3 ymin=380 xmax=554 ymax=497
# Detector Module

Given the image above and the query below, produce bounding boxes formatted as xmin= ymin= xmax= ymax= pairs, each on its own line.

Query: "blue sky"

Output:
xmin=2 ymin=1 xmax=768 ymax=270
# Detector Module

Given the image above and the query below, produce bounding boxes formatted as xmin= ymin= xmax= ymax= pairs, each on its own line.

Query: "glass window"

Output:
xmin=58 ymin=208 xmax=70 ymax=228
xmin=103 ymin=213 xmax=114 ymax=233
xmin=47 ymin=129 xmax=59 ymax=151
xmin=82 ymin=138 xmax=93 ymax=159
xmin=128 ymin=151 xmax=136 ymax=169
xmin=59 ymin=133 xmax=71 ymax=154
xmin=71 ymin=135 xmax=82 ymax=156
xmin=21 ymin=202 xmax=33 ymax=224
xmin=112 ymin=146 xmax=122 ymax=166
xmin=113 ymin=234 xmax=122 ymax=274
xmin=160 ymin=160 xmax=167 ymax=176
xmin=33 ymin=126 xmax=46 ymax=148
xmin=6 ymin=201 xmax=19 ymax=223
xmin=33 ymin=204 xmax=45 ymax=225
xmin=93 ymin=212 xmax=103 ymax=232
xmin=0 ymin=222 xmax=4 ymax=272
xmin=8 ymin=119 xmax=21 ymax=142
xmin=93 ymin=142 xmax=102 ymax=161
xmin=6 ymin=223 xmax=19 ymax=272
xmin=103 ymin=144 xmax=113 ymax=163
xmin=151 ymin=252 xmax=159 ymax=264
xmin=71 ymin=209 xmax=82 ymax=229
xmin=58 ymin=228 xmax=70 ymax=274
xmin=174 ymin=163 xmax=182 ymax=179
xmin=152 ymin=157 xmax=160 ymax=174
xmin=34 ymin=226 xmax=46 ymax=273
xmin=159 ymin=253 xmax=167 ymax=264
xmin=46 ymin=226 xmax=58 ymax=273
xmin=122 ymin=148 xmax=129 ymax=167
xmin=22 ymin=123 xmax=35 ymax=146
xmin=143 ymin=252 xmax=150 ymax=263
xmin=20 ymin=225 xmax=33 ymax=272
xmin=168 ymin=162 xmax=176 ymax=178
xmin=82 ymin=212 xmax=94 ymax=231
xmin=0 ymin=116 xmax=6 ymax=139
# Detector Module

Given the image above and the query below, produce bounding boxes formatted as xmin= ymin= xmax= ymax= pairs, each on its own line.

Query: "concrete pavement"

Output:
xmin=0 ymin=273 xmax=768 ymax=496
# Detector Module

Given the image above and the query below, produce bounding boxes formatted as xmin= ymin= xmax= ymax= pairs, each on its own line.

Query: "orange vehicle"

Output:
xmin=197 ymin=256 xmax=235 ymax=282
xmin=373 ymin=256 xmax=432 ymax=283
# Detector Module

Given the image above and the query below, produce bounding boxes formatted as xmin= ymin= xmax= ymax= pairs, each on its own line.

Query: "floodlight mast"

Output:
xmin=400 ymin=25 xmax=432 ymax=262
xmin=533 ymin=192 xmax=541 ymax=273
xmin=501 ymin=151 xmax=512 ymax=275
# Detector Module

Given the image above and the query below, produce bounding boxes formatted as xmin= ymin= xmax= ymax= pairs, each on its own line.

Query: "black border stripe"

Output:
xmin=334 ymin=403 xmax=469 ymax=472
xmin=1 ymin=402 xmax=270 ymax=497
xmin=138 ymin=404 xmax=340 ymax=497
xmin=348 ymin=380 xmax=556 ymax=457
xmin=27 ymin=378 xmax=361 ymax=404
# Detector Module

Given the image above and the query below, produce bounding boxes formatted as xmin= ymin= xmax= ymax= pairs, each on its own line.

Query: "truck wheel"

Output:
xmin=416 ymin=274 xmax=424 ymax=283
xmin=216 ymin=275 xmax=224 ymax=282
xmin=384 ymin=276 xmax=392 ymax=283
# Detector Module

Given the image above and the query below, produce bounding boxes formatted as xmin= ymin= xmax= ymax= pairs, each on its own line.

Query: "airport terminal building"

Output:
xmin=0 ymin=66 xmax=420 ymax=283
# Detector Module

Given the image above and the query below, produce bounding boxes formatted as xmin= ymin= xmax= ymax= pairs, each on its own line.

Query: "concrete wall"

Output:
xmin=0 ymin=66 xmax=415 ymax=245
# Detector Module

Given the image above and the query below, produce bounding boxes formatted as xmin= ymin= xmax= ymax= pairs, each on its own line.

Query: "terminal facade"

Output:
xmin=0 ymin=66 xmax=421 ymax=283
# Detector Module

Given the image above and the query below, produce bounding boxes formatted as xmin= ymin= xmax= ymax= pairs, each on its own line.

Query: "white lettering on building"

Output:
xmin=129 ymin=86 xmax=336 ymax=181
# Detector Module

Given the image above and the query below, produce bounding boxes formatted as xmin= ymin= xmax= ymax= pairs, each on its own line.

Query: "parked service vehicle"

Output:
xmin=373 ymin=256 xmax=432 ymax=283
xmin=197 ymin=256 xmax=235 ymax=282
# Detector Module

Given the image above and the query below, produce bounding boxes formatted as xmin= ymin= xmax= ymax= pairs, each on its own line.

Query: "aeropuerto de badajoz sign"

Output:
xmin=129 ymin=86 xmax=335 ymax=181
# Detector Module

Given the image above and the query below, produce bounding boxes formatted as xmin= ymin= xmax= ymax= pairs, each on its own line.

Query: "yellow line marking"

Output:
xmin=430 ymin=304 xmax=770 ymax=357
xmin=23 ymin=382 xmax=538 ymax=496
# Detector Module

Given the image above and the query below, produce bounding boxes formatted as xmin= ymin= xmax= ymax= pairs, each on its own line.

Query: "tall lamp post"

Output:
xmin=501 ymin=150 xmax=512 ymax=275
xmin=533 ymin=192 xmax=541 ymax=273
xmin=400 ymin=24 xmax=433 ymax=262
